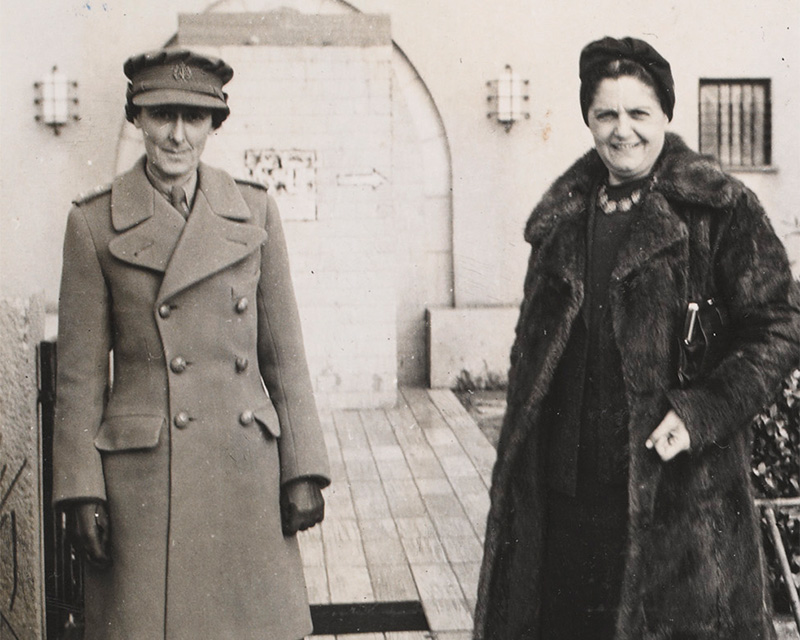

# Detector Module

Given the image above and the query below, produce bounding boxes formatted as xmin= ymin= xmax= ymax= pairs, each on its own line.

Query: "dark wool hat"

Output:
xmin=579 ymin=36 xmax=675 ymax=124
xmin=124 ymin=49 xmax=233 ymax=114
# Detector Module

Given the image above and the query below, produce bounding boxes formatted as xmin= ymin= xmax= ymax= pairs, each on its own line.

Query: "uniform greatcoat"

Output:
xmin=53 ymin=158 xmax=330 ymax=640
xmin=474 ymin=134 xmax=800 ymax=640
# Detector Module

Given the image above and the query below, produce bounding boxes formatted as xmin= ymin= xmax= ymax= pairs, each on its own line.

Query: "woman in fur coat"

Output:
xmin=473 ymin=37 xmax=799 ymax=640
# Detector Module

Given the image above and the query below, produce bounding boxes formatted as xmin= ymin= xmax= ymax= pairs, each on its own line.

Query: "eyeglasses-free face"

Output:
xmin=588 ymin=75 xmax=669 ymax=185
xmin=134 ymin=105 xmax=214 ymax=186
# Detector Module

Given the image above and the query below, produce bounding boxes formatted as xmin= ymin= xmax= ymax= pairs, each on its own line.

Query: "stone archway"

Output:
xmin=115 ymin=0 xmax=453 ymax=402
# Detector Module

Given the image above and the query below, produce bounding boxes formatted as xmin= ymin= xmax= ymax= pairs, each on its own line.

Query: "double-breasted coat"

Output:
xmin=473 ymin=134 xmax=800 ymax=640
xmin=53 ymin=158 xmax=330 ymax=640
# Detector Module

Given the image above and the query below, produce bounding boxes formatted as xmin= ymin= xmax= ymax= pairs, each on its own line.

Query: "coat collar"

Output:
xmin=110 ymin=157 xmax=252 ymax=231
xmin=156 ymin=187 xmax=266 ymax=303
xmin=523 ymin=133 xmax=742 ymax=283
xmin=108 ymin=158 xmax=267 ymax=302
xmin=525 ymin=133 xmax=741 ymax=244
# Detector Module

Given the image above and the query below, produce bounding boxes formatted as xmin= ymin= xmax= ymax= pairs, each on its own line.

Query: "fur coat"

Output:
xmin=473 ymin=134 xmax=799 ymax=640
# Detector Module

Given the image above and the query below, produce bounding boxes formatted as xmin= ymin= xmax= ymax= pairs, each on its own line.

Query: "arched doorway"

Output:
xmin=115 ymin=0 xmax=453 ymax=404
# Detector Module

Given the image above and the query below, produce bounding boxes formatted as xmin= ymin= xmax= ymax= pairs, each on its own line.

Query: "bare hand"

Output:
xmin=67 ymin=500 xmax=112 ymax=568
xmin=280 ymin=479 xmax=325 ymax=536
xmin=646 ymin=410 xmax=691 ymax=461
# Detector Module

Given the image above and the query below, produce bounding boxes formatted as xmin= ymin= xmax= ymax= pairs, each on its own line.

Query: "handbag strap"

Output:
xmin=686 ymin=207 xmax=718 ymax=301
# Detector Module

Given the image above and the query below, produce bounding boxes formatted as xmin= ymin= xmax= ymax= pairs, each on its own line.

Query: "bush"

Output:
xmin=452 ymin=369 xmax=506 ymax=410
xmin=751 ymin=368 xmax=800 ymax=614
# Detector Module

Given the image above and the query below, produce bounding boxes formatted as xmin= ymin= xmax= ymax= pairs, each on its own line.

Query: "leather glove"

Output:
xmin=280 ymin=478 xmax=325 ymax=536
xmin=66 ymin=499 xmax=112 ymax=568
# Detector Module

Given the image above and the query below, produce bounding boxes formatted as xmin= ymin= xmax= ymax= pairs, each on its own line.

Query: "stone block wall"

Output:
xmin=427 ymin=306 xmax=518 ymax=389
xmin=113 ymin=9 xmax=458 ymax=402
xmin=0 ymin=295 xmax=45 ymax=639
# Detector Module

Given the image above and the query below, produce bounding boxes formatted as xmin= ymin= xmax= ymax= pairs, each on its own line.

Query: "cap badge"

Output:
xmin=172 ymin=63 xmax=193 ymax=82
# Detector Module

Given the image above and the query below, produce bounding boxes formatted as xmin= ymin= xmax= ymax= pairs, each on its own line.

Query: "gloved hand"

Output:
xmin=280 ymin=478 xmax=325 ymax=536
xmin=66 ymin=500 xmax=112 ymax=568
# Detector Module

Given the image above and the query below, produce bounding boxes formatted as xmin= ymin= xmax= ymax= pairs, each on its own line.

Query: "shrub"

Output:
xmin=751 ymin=368 xmax=800 ymax=614
xmin=452 ymin=368 xmax=506 ymax=410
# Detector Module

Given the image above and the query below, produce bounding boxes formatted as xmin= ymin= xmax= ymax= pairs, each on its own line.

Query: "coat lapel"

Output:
xmin=611 ymin=191 xmax=687 ymax=282
xmin=108 ymin=158 xmax=187 ymax=272
xmin=611 ymin=133 xmax=736 ymax=282
xmin=539 ymin=205 xmax=587 ymax=297
xmin=156 ymin=164 xmax=267 ymax=303
xmin=524 ymin=156 xmax=592 ymax=308
xmin=527 ymin=137 xmax=693 ymax=288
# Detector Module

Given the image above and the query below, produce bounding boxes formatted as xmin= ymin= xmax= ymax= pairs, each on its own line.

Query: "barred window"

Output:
xmin=699 ymin=79 xmax=771 ymax=168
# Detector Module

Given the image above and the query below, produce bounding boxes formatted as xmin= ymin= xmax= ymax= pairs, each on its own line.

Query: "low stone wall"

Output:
xmin=426 ymin=306 xmax=518 ymax=389
xmin=0 ymin=295 xmax=45 ymax=639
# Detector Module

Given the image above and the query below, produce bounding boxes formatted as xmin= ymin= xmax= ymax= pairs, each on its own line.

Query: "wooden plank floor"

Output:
xmin=299 ymin=387 xmax=496 ymax=640
xmin=301 ymin=389 xmax=800 ymax=640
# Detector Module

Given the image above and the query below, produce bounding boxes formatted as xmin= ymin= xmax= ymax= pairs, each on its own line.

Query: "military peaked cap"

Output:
xmin=124 ymin=49 xmax=233 ymax=113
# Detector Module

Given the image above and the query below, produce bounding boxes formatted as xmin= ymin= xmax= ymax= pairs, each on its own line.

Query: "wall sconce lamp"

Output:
xmin=33 ymin=66 xmax=79 ymax=135
xmin=486 ymin=64 xmax=529 ymax=132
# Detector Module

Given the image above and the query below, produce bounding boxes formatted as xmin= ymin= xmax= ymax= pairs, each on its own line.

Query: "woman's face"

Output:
xmin=134 ymin=106 xmax=214 ymax=186
xmin=587 ymin=76 xmax=668 ymax=185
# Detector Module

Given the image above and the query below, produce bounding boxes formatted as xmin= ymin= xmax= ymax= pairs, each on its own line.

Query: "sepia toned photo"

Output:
xmin=1 ymin=1 xmax=798 ymax=639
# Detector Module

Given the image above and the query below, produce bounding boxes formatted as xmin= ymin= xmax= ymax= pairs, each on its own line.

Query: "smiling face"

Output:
xmin=588 ymin=76 xmax=669 ymax=185
xmin=134 ymin=106 xmax=214 ymax=186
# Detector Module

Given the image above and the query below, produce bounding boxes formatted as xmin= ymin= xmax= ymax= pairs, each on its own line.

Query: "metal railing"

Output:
xmin=756 ymin=497 xmax=800 ymax=631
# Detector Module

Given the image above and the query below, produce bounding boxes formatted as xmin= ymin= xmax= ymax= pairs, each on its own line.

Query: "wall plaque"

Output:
xmin=244 ymin=149 xmax=317 ymax=221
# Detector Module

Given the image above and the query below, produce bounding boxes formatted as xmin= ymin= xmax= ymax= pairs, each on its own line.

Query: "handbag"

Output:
xmin=677 ymin=297 xmax=728 ymax=387
xmin=676 ymin=212 xmax=730 ymax=388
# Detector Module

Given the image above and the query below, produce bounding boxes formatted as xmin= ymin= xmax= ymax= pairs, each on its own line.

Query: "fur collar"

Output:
xmin=525 ymin=133 xmax=743 ymax=243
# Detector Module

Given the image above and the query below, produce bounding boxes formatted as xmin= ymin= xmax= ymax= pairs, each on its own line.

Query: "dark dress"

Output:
xmin=540 ymin=178 xmax=648 ymax=640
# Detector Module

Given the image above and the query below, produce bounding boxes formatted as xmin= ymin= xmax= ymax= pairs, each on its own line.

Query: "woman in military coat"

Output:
xmin=53 ymin=49 xmax=330 ymax=640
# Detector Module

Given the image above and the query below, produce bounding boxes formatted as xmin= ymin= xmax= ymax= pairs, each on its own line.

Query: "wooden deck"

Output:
xmin=300 ymin=388 xmax=800 ymax=640
xmin=299 ymin=387 xmax=497 ymax=640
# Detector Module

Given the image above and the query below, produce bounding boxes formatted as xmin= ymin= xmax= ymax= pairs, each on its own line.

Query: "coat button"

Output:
xmin=235 ymin=356 xmax=249 ymax=373
xmin=239 ymin=410 xmax=254 ymax=426
xmin=158 ymin=304 xmax=171 ymax=319
xmin=235 ymin=297 xmax=249 ymax=314
xmin=170 ymin=357 xmax=187 ymax=373
xmin=174 ymin=412 xmax=190 ymax=429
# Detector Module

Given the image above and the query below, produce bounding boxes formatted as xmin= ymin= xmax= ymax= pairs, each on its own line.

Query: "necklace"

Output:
xmin=597 ymin=183 xmax=644 ymax=215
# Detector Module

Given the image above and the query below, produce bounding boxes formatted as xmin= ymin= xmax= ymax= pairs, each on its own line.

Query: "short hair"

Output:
xmin=124 ymin=100 xmax=228 ymax=130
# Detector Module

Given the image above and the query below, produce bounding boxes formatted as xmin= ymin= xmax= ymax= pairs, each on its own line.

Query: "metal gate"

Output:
xmin=40 ymin=341 xmax=84 ymax=639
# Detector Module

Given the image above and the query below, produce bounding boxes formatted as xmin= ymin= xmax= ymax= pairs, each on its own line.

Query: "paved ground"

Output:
xmin=299 ymin=387 xmax=495 ymax=639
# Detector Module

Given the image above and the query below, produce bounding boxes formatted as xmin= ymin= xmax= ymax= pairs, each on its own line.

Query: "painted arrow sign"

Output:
xmin=336 ymin=169 xmax=387 ymax=189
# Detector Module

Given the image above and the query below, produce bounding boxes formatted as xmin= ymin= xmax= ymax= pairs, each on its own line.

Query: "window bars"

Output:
xmin=699 ymin=79 xmax=771 ymax=169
